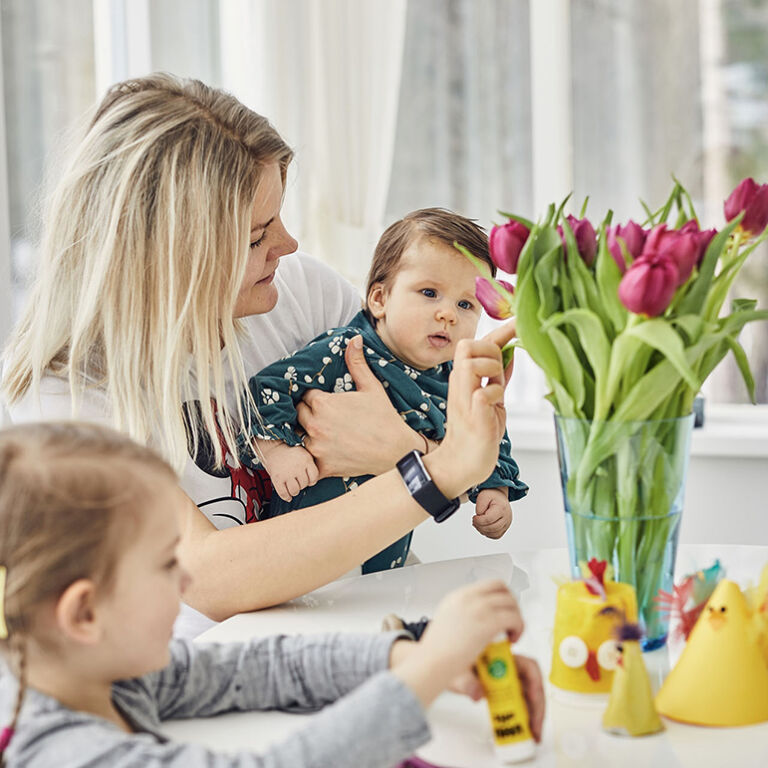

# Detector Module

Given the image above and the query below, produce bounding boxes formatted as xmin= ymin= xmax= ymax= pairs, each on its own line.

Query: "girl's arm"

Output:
xmin=154 ymin=634 xmax=409 ymax=718
xmin=179 ymin=326 xmax=515 ymax=620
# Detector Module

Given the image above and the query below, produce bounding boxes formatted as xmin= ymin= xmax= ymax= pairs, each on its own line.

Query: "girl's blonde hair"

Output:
xmin=0 ymin=421 xmax=176 ymax=754
xmin=1 ymin=73 xmax=294 ymax=472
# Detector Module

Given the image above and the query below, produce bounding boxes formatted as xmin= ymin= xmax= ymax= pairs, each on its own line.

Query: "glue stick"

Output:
xmin=476 ymin=634 xmax=535 ymax=764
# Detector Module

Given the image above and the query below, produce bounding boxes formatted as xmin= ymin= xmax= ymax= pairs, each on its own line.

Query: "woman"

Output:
xmin=2 ymin=73 xmax=516 ymax=631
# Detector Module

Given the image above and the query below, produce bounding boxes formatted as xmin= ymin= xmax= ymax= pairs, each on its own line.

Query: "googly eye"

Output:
xmin=597 ymin=639 xmax=620 ymax=670
xmin=559 ymin=635 xmax=588 ymax=668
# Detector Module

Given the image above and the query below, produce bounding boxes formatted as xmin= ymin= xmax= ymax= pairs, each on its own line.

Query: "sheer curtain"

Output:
xmin=219 ymin=0 xmax=406 ymax=290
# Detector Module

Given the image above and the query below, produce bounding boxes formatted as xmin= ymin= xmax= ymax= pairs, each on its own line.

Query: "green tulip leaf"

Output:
xmin=454 ymin=242 xmax=492 ymax=279
xmin=724 ymin=336 xmax=756 ymax=404
xmin=678 ymin=216 xmax=740 ymax=316
xmin=541 ymin=308 xmax=610 ymax=416
xmin=515 ymin=268 xmax=563 ymax=383
xmin=547 ymin=326 xmax=586 ymax=413
xmin=625 ymin=319 xmax=700 ymax=391
xmin=497 ymin=211 xmax=535 ymax=230
xmin=595 ymin=229 xmax=626 ymax=334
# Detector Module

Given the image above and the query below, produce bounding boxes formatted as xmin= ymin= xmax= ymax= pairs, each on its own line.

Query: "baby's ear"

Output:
xmin=366 ymin=282 xmax=388 ymax=320
xmin=55 ymin=578 xmax=102 ymax=645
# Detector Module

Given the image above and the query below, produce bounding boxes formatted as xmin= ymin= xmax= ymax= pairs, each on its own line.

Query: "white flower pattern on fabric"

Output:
xmin=283 ymin=366 xmax=299 ymax=392
xmin=329 ymin=336 xmax=344 ymax=355
xmin=403 ymin=365 xmax=419 ymax=380
xmin=261 ymin=388 xmax=279 ymax=405
xmin=334 ymin=373 xmax=353 ymax=392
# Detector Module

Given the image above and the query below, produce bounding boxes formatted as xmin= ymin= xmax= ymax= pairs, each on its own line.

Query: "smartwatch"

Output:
xmin=396 ymin=450 xmax=460 ymax=523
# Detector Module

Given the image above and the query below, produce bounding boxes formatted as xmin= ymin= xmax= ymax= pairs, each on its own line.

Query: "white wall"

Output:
xmin=411 ymin=406 xmax=768 ymax=563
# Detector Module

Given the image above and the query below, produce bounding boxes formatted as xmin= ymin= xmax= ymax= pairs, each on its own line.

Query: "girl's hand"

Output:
xmin=390 ymin=580 xmax=524 ymax=708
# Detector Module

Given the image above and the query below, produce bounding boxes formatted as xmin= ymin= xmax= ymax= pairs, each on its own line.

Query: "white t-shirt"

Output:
xmin=6 ymin=252 xmax=362 ymax=637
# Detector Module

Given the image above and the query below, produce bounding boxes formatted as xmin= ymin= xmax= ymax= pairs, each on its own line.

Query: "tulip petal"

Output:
xmin=475 ymin=276 xmax=514 ymax=319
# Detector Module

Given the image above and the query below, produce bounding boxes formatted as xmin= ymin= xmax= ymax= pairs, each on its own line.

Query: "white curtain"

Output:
xmin=219 ymin=0 xmax=407 ymax=290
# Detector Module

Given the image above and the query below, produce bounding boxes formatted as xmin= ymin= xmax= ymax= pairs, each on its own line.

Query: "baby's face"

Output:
xmin=368 ymin=238 xmax=482 ymax=369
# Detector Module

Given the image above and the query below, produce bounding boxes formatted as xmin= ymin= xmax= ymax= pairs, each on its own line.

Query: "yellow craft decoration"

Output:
xmin=745 ymin=562 xmax=768 ymax=665
xmin=550 ymin=574 xmax=638 ymax=694
xmin=0 ymin=566 xmax=7 ymax=640
xmin=656 ymin=579 xmax=768 ymax=726
xmin=602 ymin=631 xmax=664 ymax=737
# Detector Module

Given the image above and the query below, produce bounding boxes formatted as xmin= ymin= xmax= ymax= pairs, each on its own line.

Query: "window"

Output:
xmin=1 ymin=0 xmax=766 ymax=405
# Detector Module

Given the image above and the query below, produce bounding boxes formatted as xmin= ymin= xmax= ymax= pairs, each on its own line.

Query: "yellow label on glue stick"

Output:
xmin=477 ymin=638 xmax=535 ymax=763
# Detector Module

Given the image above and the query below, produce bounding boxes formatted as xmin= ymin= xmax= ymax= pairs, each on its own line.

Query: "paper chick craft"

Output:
xmin=550 ymin=559 xmax=638 ymax=694
xmin=745 ymin=562 xmax=768 ymax=665
xmin=602 ymin=622 xmax=664 ymax=737
xmin=656 ymin=579 xmax=768 ymax=726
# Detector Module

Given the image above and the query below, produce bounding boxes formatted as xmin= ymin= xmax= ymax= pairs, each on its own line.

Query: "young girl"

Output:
xmin=0 ymin=422 xmax=544 ymax=767
xmin=245 ymin=209 xmax=527 ymax=572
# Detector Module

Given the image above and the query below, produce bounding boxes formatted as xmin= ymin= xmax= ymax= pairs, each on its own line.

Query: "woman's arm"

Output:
xmin=178 ymin=324 xmax=515 ymax=620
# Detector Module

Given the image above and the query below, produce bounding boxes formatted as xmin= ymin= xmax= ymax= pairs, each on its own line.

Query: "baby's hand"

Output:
xmin=473 ymin=487 xmax=512 ymax=539
xmin=257 ymin=440 xmax=319 ymax=502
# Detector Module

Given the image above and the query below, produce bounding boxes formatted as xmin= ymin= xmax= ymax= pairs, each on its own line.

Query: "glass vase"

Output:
xmin=554 ymin=413 xmax=694 ymax=650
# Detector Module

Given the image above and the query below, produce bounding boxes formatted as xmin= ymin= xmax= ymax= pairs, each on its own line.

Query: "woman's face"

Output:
xmin=233 ymin=163 xmax=298 ymax=318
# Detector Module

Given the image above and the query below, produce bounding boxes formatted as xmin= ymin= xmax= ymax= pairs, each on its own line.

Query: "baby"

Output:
xmin=243 ymin=208 xmax=528 ymax=573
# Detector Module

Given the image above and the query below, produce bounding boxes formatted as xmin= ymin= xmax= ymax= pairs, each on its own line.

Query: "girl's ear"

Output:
xmin=55 ymin=579 xmax=102 ymax=645
xmin=367 ymin=282 xmax=388 ymax=320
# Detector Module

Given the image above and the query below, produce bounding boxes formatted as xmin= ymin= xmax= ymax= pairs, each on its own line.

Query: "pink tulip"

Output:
xmin=679 ymin=219 xmax=717 ymax=265
xmin=489 ymin=220 xmax=529 ymax=274
xmin=559 ymin=215 xmax=597 ymax=266
xmin=475 ymin=276 xmax=514 ymax=320
xmin=642 ymin=224 xmax=699 ymax=286
xmin=607 ymin=220 xmax=647 ymax=273
xmin=618 ymin=253 xmax=679 ymax=317
xmin=724 ymin=177 xmax=768 ymax=237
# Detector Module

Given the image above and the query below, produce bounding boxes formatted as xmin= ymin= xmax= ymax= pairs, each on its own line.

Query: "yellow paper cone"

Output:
xmin=603 ymin=640 xmax=664 ymax=736
xmin=656 ymin=580 xmax=768 ymax=726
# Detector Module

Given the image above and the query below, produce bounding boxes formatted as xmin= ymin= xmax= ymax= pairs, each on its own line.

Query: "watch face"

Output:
xmin=400 ymin=456 xmax=426 ymax=494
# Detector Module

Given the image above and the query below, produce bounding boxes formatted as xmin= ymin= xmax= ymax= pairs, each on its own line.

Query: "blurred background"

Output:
xmin=0 ymin=0 xmax=766 ymax=411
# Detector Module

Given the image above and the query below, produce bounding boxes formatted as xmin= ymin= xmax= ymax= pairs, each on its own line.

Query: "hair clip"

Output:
xmin=0 ymin=566 xmax=8 ymax=639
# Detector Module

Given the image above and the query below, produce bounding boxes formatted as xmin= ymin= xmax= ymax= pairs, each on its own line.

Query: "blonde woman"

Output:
xmin=1 ymin=74 xmax=516 ymax=636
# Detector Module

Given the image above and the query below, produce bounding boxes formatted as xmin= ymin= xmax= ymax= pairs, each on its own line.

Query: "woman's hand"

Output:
xmin=424 ymin=321 xmax=516 ymax=499
xmin=296 ymin=335 xmax=423 ymax=478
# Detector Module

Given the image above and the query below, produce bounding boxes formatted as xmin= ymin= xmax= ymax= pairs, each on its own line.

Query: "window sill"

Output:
xmin=507 ymin=404 xmax=768 ymax=459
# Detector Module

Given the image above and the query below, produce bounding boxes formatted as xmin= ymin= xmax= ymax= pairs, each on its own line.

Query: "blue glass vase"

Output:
xmin=554 ymin=413 xmax=694 ymax=650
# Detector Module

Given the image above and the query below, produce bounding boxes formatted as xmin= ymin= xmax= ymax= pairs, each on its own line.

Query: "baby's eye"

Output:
xmin=250 ymin=234 xmax=266 ymax=249
xmin=458 ymin=299 xmax=474 ymax=310
xmin=421 ymin=288 xmax=437 ymax=298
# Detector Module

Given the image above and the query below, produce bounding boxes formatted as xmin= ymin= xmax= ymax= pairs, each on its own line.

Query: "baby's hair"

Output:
xmin=1 ymin=72 xmax=293 ymax=473
xmin=364 ymin=208 xmax=494 ymax=325
xmin=0 ymin=422 xmax=175 ymax=761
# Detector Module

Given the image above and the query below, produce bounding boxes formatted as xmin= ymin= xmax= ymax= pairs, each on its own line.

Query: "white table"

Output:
xmin=163 ymin=546 xmax=768 ymax=767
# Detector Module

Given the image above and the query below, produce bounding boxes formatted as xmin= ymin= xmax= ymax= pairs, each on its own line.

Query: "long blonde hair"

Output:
xmin=1 ymin=73 xmax=293 ymax=472
xmin=0 ymin=422 xmax=176 ymax=759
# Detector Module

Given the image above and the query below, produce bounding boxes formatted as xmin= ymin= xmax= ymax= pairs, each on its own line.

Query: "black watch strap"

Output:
xmin=396 ymin=450 xmax=461 ymax=523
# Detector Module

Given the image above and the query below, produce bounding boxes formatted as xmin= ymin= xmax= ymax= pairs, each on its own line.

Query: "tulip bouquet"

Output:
xmin=462 ymin=178 xmax=768 ymax=644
